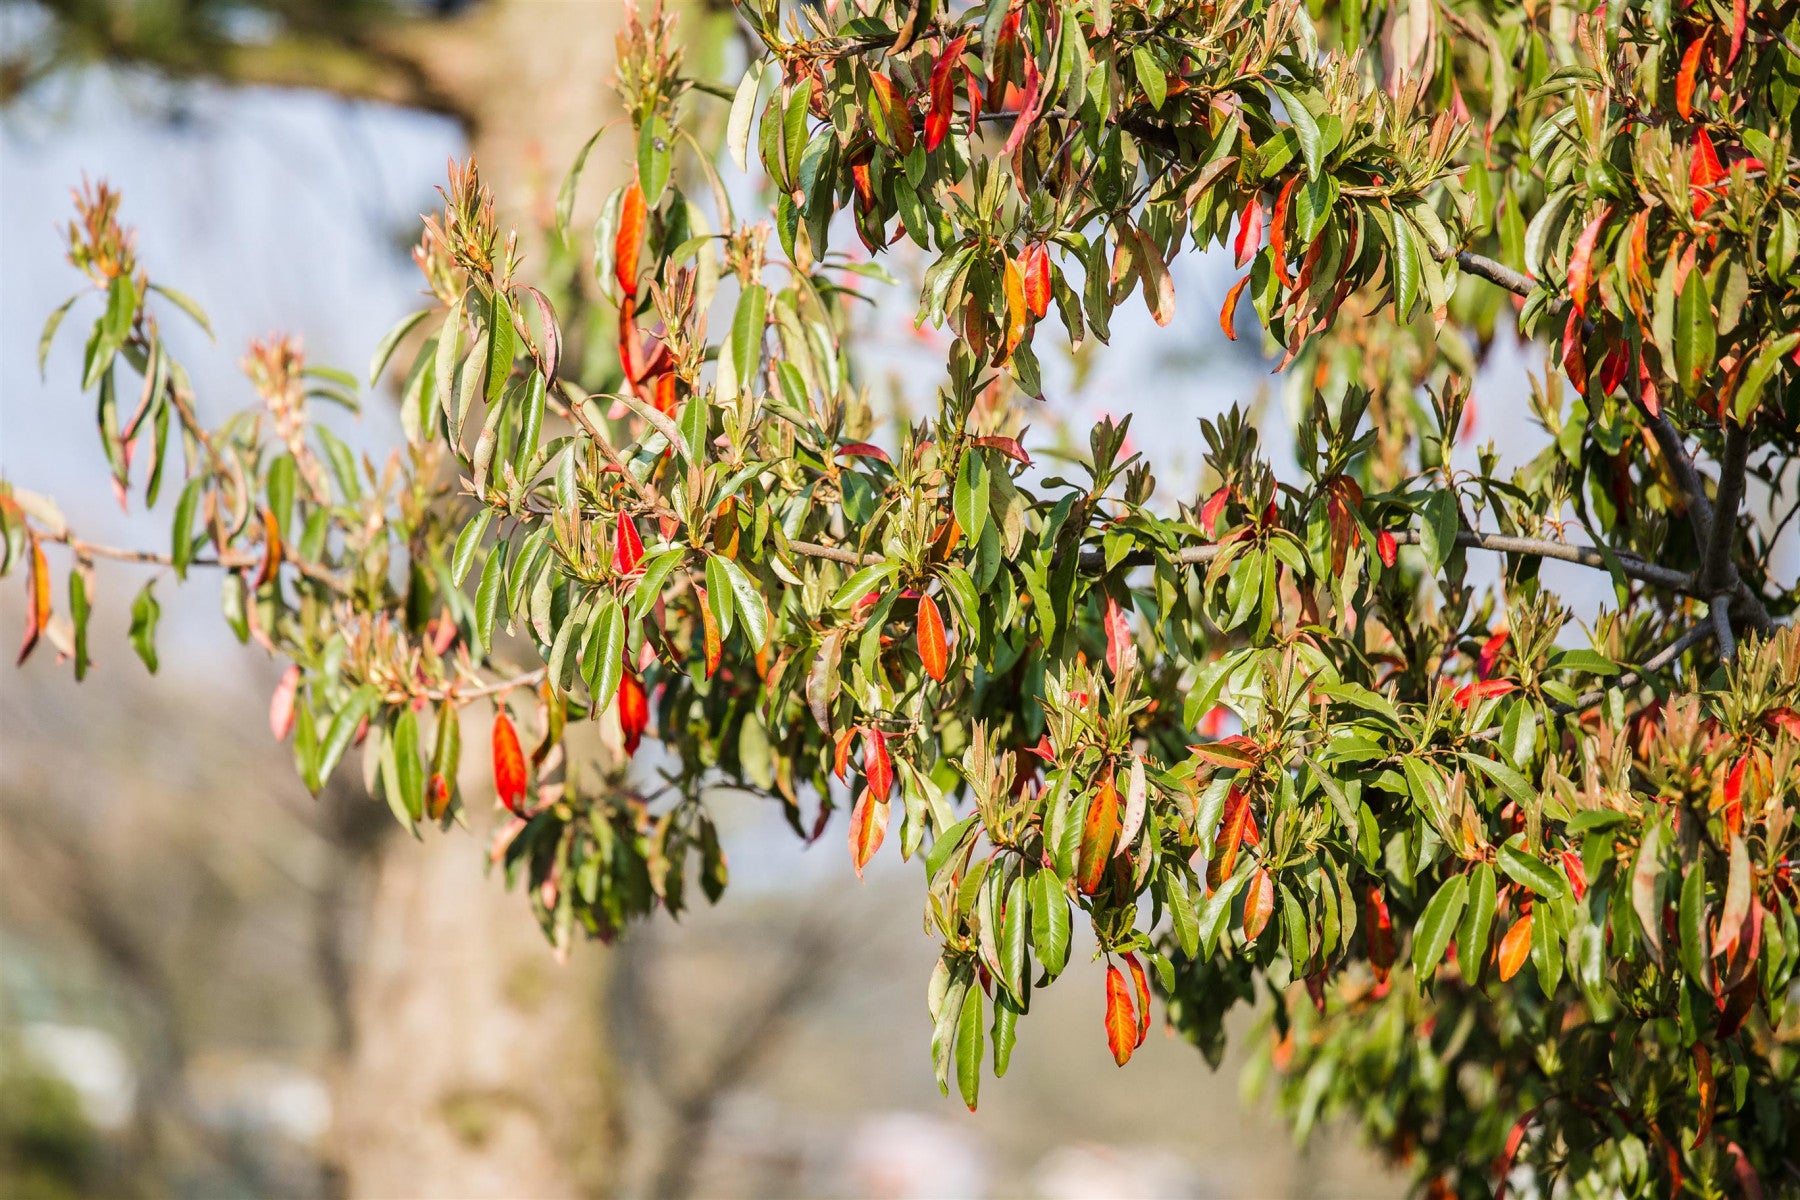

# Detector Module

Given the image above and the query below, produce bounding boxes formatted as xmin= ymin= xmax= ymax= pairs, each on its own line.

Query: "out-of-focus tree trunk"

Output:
xmin=323 ymin=5 xmax=629 ymax=1197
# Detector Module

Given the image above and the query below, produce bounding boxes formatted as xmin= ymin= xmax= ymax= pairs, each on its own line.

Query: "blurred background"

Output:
xmin=0 ymin=1 xmax=1407 ymax=1195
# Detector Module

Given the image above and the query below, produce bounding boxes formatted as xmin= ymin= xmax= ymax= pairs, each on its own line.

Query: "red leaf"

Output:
xmin=1103 ymin=963 xmax=1137 ymax=1066
xmin=17 ymin=533 xmax=48 ymax=666
xmin=1493 ymin=1103 xmax=1546 ymax=1200
xmin=1377 ymin=530 xmax=1399 ymax=568
xmin=862 ymin=726 xmax=894 ymax=802
xmin=426 ymin=773 xmax=451 ymax=822
xmin=1599 ymin=346 xmax=1629 ymax=396
xmin=1728 ymin=0 xmax=1746 ymax=65
xmin=270 ymin=664 xmax=301 ymax=741
xmin=1244 ymin=867 xmax=1275 ymax=941
xmin=1269 ymin=176 xmax=1299 ymax=286
xmin=616 ymin=179 xmax=646 ymax=299
xmin=492 ymin=710 xmax=528 ymax=814
xmin=1562 ymin=308 xmax=1588 ymax=394
xmin=1455 ymin=679 xmax=1517 ymax=709
xmin=1200 ymin=486 xmax=1231 ymax=532
xmin=1676 ymin=37 xmax=1706 ymax=119
xmin=837 ymin=441 xmax=891 ymax=464
xmin=916 ymin=593 xmax=949 ymax=682
xmin=618 ymin=670 xmax=649 ymax=756
xmin=1233 ymin=196 xmax=1264 ymax=268
xmin=1561 ymin=849 xmax=1588 ymax=902
xmin=848 ymin=788 xmax=889 ymax=878
xmin=1498 ymin=914 xmax=1532 ymax=981
xmin=1022 ymin=243 xmax=1051 ymax=319
xmin=972 ymin=435 xmax=1031 ymax=465
xmin=615 ymin=512 xmax=644 ymax=576
xmin=1122 ymin=951 xmax=1152 ymax=1047
xmin=1365 ymin=885 xmax=1395 ymax=982
xmin=1077 ymin=770 xmax=1121 ymax=895
xmin=1691 ymin=128 xmax=1727 ymax=217
xmin=1102 ymin=595 xmax=1132 ymax=675
xmin=1726 ymin=1142 xmax=1765 ymax=1200
xmin=1766 ymin=707 xmax=1800 ymax=738
xmin=924 ymin=34 xmax=968 ymax=152
xmin=1219 ymin=275 xmax=1250 ymax=340
xmin=1569 ymin=204 xmax=1611 ymax=316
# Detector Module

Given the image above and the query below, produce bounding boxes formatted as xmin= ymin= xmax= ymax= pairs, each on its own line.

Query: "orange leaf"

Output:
xmin=1123 ymin=951 xmax=1152 ymax=1047
xmin=270 ymin=663 xmax=301 ymax=741
xmin=1077 ymin=769 xmax=1121 ymax=895
xmin=618 ymin=670 xmax=649 ymax=756
xmin=1233 ymin=195 xmax=1264 ymax=268
xmin=616 ymin=179 xmax=646 ymax=299
xmin=1002 ymin=254 xmax=1027 ymax=363
xmin=916 ymin=593 xmax=949 ymax=682
xmin=1219 ymin=275 xmax=1251 ymax=341
xmin=848 ymin=788 xmax=889 ymax=878
xmin=1722 ymin=755 xmax=1747 ymax=834
xmin=254 ymin=506 xmax=283 ymax=590
xmin=492 ymin=710 xmax=528 ymax=814
xmin=1569 ymin=204 xmax=1612 ymax=317
xmin=17 ymin=533 xmax=48 ymax=666
xmin=1244 ymin=867 xmax=1275 ymax=941
xmin=1191 ymin=735 xmax=1262 ymax=771
xmin=1103 ymin=963 xmax=1137 ymax=1066
xmin=1022 ymin=243 xmax=1051 ymax=319
xmin=1208 ymin=785 xmax=1253 ymax=889
xmin=1498 ymin=914 xmax=1533 ymax=981
xmin=1102 ymin=595 xmax=1131 ymax=675
xmin=1692 ymin=1042 xmax=1715 ymax=1148
xmin=1269 ymin=175 xmax=1299 ymax=286
xmin=1561 ymin=308 xmax=1588 ymax=395
xmin=833 ymin=727 xmax=855 ymax=781
xmin=697 ymin=585 xmax=722 ymax=678
xmin=615 ymin=512 xmax=644 ymax=576
xmin=863 ymin=727 xmax=894 ymax=802
xmin=1676 ymin=37 xmax=1706 ymax=119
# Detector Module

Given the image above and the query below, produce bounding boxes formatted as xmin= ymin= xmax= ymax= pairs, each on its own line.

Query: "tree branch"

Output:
xmin=1455 ymin=251 xmax=1535 ymax=298
xmin=1471 ymin=621 xmax=1716 ymax=742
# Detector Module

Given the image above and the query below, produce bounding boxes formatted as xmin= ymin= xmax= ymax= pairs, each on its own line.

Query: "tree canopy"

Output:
xmin=8 ymin=0 xmax=1800 ymax=1195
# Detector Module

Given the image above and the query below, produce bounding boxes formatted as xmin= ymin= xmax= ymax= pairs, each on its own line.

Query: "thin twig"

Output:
xmin=1455 ymin=251 xmax=1535 ymax=298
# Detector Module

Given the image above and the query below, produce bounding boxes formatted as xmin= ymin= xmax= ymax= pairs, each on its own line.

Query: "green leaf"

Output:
xmin=704 ymin=554 xmax=737 ymax=640
xmin=1678 ymin=861 xmax=1711 ymax=989
xmin=955 ymin=985 xmax=983 ymax=1110
xmin=830 ymin=560 xmax=899 ymax=609
xmin=128 ymin=581 xmax=160 ymax=674
xmin=991 ymin=991 xmax=1021 ymax=1079
xmin=1271 ymin=84 xmax=1322 ymax=177
xmin=630 ymin=547 xmax=687 ymax=621
xmin=391 ymin=706 xmax=424 ymax=825
xmin=484 ymin=292 xmax=515 ymax=402
xmin=1675 ymin=267 xmax=1715 ymax=395
xmin=452 ymin=509 xmax=492 ymax=588
xmin=1030 ymin=868 xmax=1072 ymax=978
xmin=999 ymin=874 xmax=1028 ymax=1003
xmin=638 ymin=113 xmax=673 ymax=205
xmin=715 ymin=555 xmax=768 ymax=650
xmin=38 ymin=293 xmax=79 ymax=378
xmin=68 ymin=569 xmax=90 ymax=681
xmin=1420 ymin=488 xmax=1459 ymax=571
xmin=1458 ymin=862 xmax=1497 ymax=983
xmin=1133 ymin=46 xmax=1167 ymax=110
xmin=170 ymin=477 xmax=204 ymax=579
xmin=1498 ymin=836 xmax=1566 ymax=900
xmin=1461 ymin=752 xmax=1536 ymax=809
xmin=731 ymin=283 xmax=768 ymax=395
xmin=582 ymin=596 xmax=627 ymax=705
xmin=316 ymin=685 xmax=380 ymax=793
xmin=555 ymin=126 xmax=605 ymax=235
xmin=1732 ymin=332 xmax=1799 ymax=422
xmin=1412 ymin=873 xmax=1469 ymax=980
xmin=475 ymin=548 xmax=504 ymax=657
xmin=148 ymin=282 xmax=214 ymax=338
xmin=954 ymin=450 xmax=990 ymax=547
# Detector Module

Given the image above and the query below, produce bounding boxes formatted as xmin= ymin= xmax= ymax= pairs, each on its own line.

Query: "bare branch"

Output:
xmin=1456 ymin=251 xmax=1535 ymax=298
